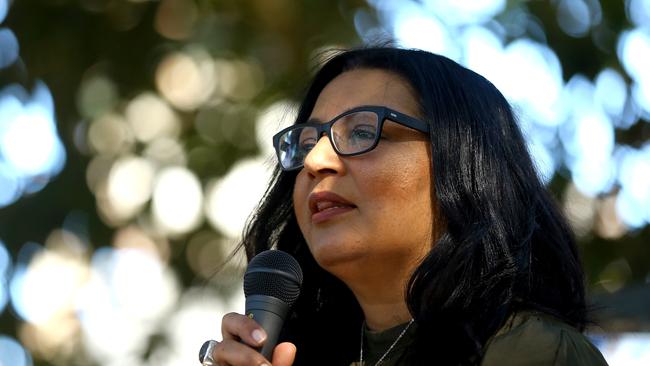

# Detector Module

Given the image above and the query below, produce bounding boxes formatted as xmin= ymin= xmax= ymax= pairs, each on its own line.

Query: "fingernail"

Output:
xmin=260 ymin=363 xmax=270 ymax=366
xmin=252 ymin=329 xmax=266 ymax=344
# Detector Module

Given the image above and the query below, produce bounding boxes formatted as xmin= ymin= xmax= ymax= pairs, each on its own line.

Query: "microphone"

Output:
xmin=243 ymin=250 xmax=303 ymax=360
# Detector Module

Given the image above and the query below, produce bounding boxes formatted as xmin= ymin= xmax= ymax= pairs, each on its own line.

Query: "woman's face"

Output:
xmin=292 ymin=68 xmax=435 ymax=280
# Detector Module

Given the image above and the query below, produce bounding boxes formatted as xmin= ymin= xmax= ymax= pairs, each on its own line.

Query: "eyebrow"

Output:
xmin=305 ymin=117 xmax=324 ymax=124
xmin=304 ymin=105 xmax=368 ymax=124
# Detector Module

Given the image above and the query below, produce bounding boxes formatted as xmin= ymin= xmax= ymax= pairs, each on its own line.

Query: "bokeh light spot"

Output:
xmin=601 ymin=333 xmax=650 ymax=365
xmin=461 ymin=26 xmax=505 ymax=91
xmin=255 ymin=100 xmax=297 ymax=157
xmin=0 ymin=335 xmax=31 ymax=366
xmin=563 ymin=183 xmax=597 ymax=237
xmin=106 ymin=156 xmax=155 ymax=221
xmin=99 ymin=248 xmax=177 ymax=321
xmin=0 ymin=162 xmax=21 ymax=207
xmin=422 ymin=0 xmax=506 ymax=26
xmin=113 ymin=225 xmax=170 ymax=262
xmin=143 ymin=137 xmax=187 ymax=167
xmin=159 ymin=288 xmax=240 ymax=365
xmin=9 ymin=247 xmax=88 ymax=325
xmin=527 ymin=138 xmax=556 ymax=184
xmin=76 ymin=75 xmax=119 ymax=119
xmin=0 ymin=240 xmax=11 ymax=314
xmin=394 ymin=6 xmax=459 ymax=60
xmin=598 ymin=258 xmax=633 ymax=293
xmin=626 ymin=0 xmax=650 ymax=28
xmin=156 ymin=48 xmax=216 ymax=111
xmin=556 ymin=0 xmax=592 ymax=37
xmin=125 ymin=92 xmax=180 ymax=143
xmin=214 ymin=59 xmax=265 ymax=102
xmin=85 ymin=154 xmax=113 ymax=195
xmin=618 ymin=28 xmax=650 ymax=82
xmin=0 ymin=0 xmax=9 ymax=23
xmin=87 ymin=113 xmax=134 ymax=156
xmin=616 ymin=145 xmax=650 ymax=226
xmin=205 ymin=157 xmax=273 ymax=238
xmin=567 ymin=111 xmax=616 ymax=196
xmin=501 ymin=39 xmax=566 ymax=127
xmin=0 ymin=240 xmax=10 ymax=277
xmin=0 ymin=82 xmax=66 ymax=204
xmin=185 ymin=231 xmax=226 ymax=279
xmin=152 ymin=167 xmax=204 ymax=235
xmin=78 ymin=247 xmax=178 ymax=363
xmin=616 ymin=189 xmax=647 ymax=229
xmin=0 ymin=104 xmax=63 ymax=175
xmin=0 ymin=28 xmax=19 ymax=69
xmin=595 ymin=194 xmax=628 ymax=239
xmin=618 ymin=28 xmax=650 ymax=113
xmin=154 ymin=0 xmax=198 ymax=41
xmin=595 ymin=68 xmax=628 ymax=125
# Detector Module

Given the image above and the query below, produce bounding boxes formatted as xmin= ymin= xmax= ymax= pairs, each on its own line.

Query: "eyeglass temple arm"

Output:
xmin=386 ymin=109 xmax=430 ymax=133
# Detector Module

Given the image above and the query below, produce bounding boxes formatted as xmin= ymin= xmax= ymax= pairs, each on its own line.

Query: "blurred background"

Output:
xmin=0 ymin=0 xmax=649 ymax=365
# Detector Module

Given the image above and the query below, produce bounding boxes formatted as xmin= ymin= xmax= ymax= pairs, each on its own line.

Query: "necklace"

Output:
xmin=359 ymin=318 xmax=414 ymax=366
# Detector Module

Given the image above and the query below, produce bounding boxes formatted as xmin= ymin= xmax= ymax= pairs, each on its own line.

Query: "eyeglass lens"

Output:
xmin=277 ymin=111 xmax=380 ymax=170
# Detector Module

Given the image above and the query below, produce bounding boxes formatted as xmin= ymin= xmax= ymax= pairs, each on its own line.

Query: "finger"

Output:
xmin=221 ymin=312 xmax=267 ymax=347
xmin=271 ymin=342 xmax=297 ymax=366
xmin=212 ymin=339 xmax=271 ymax=366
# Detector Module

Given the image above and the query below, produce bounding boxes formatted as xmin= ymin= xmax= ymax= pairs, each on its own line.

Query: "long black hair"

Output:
xmin=239 ymin=47 xmax=587 ymax=365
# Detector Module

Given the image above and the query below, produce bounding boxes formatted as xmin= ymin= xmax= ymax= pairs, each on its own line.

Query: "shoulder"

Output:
xmin=481 ymin=311 xmax=609 ymax=366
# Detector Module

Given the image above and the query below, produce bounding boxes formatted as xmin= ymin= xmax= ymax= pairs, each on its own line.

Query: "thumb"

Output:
xmin=271 ymin=342 xmax=296 ymax=366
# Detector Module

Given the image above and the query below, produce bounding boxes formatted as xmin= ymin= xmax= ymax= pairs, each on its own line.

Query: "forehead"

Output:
xmin=311 ymin=68 xmax=420 ymax=120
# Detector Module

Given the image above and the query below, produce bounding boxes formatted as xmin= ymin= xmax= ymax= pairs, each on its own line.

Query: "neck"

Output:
xmin=322 ymin=251 xmax=425 ymax=331
xmin=344 ymin=267 xmax=413 ymax=331
xmin=359 ymin=297 xmax=412 ymax=332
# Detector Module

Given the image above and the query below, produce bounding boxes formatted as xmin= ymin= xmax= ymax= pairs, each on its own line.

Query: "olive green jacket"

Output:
xmin=350 ymin=311 xmax=608 ymax=365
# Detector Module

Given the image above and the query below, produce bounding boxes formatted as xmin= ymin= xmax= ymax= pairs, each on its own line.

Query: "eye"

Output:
xmin=350 ymin=124 xmax=377 ymax=141
xmin=296 ymin=126 xmax=318 ymax=152
xmin=299 ymin=137 xmax=317 ymax=152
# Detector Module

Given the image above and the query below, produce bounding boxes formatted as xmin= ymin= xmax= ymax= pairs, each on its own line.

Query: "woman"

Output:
xmin=207 ymin=47 xmax=608 ymax=365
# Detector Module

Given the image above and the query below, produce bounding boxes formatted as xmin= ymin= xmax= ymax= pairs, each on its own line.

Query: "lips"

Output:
xmin=308 ymin=191 xmax=356 ymax=223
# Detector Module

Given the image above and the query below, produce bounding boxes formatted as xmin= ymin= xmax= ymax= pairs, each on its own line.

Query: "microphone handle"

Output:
xmin=245 ymin=294 xmax=290 ymax=360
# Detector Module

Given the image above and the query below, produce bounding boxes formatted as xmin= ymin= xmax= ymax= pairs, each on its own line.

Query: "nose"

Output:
xmin=302 ymin=134 xmax=345 ymax=177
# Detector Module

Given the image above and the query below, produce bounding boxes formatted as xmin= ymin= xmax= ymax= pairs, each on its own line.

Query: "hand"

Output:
xmin=204 ymin=312 xmax=296 ymax=366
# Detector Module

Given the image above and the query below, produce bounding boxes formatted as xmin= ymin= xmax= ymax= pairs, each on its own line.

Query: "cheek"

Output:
xmin=363 ymin=148 xmax=431 ymax=200
xmin=292 ymin=172 xmax=311 ymax=229
xmin=359 ymin=150 xmax=433 ymax=229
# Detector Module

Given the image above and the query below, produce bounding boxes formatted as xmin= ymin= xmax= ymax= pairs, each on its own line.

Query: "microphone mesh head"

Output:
xmin=243 ymin=250 xmax=303 ymax=306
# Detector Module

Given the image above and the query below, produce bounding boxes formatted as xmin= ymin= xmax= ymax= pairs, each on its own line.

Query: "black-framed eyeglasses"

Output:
xmin=272 ymin=105 xmax=429 ymax=171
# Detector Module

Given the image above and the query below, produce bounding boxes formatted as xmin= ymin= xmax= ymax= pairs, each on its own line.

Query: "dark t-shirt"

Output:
xmin=349 ymin=311 xmax=608 ymax=366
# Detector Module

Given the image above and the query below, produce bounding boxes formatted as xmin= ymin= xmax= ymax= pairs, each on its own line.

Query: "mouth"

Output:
xmin=308 ymin=191 xmax=356 ymax=223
